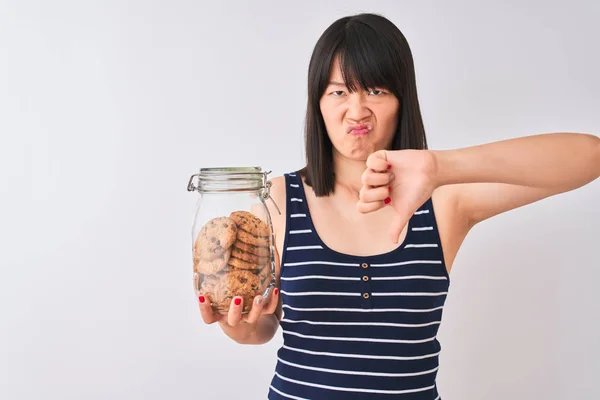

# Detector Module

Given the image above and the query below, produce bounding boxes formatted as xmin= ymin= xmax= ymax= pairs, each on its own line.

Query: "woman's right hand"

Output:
xmin=197 ymin=288 xmax=280 ymax=331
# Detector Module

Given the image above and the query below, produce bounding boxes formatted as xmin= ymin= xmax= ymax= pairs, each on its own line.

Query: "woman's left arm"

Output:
xmin=433 ymin=132 xmax=600 ymax=226
xmin=360 ymin=132 xmax=600 ymax=243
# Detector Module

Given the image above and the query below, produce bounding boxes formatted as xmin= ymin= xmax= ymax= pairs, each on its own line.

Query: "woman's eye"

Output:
xmin=369 ymin=89 xmax=385 ymax=96
xmin=331 ymin=90 xmax=345 ymax=96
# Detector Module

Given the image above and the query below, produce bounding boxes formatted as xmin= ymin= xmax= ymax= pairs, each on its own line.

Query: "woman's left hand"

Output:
xmin=358 ymin=149 xmax=438 ymax=243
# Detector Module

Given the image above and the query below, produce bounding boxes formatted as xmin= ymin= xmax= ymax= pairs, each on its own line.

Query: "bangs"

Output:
xmin=327 ymin=22 xmax=403 ymax=95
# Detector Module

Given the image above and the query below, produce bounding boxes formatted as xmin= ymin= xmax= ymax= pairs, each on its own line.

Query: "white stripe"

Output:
xmin=282 ymin=344 xmax=441 ymax=361
xmin=372 ymin=291 xmax=448 ymax=297
xmin=288 ymin=174 xmax=297 ymax=176
xmin=434 ymin=396 xmax=440 ymax=400
xmin=371 ymin=275 xmax=447 ymax=281
xmin=289 ymin=184 xmax=300 ymax=188
xmin=281 ymin=318 xmax=441 ymax=328
xmin=278 ymin=356 xmax=439 ymax=378
xmin=282 ymin=329 xmax=436 ymax=344
xmin=405 ymin=244 xmax=438 ymax=248
xmin=412 ymin=226 xmax=434 ymax=231
xmin=414 ymin=210 xmax=430 ymax=215
xmin=275 ymin=372 xmax=435 ymax=395
xmin=284 ymin=261 xmax=360 ymax=267
xmin=269 ymin=385 xmax=308 ymax=400
xmin=290 ymin=213 xmax=306 ymax=218
xmin=290 ymin=198 xmax=303 ymax=202
xmin=370 ymin=260 xmax=442 ymax=267
xmin=289 ymin=229 xmax=312 ymax=234
xmin=283 ymin=304 xmax=445 ymax=313
xmin=287 ymin=245 xmax=323 ymax=251
xmin=281 ymin=275 xmax=360 ymax=281
xmin=281 ymin=290 xmax=359 ymax=297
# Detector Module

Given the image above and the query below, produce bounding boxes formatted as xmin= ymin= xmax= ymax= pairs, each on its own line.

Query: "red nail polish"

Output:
xmin=234 ymin=298 xmax=242 ymax=306
xmin=274 ymin=288 xmax=279 ymax=295
xmin=387 ymin=164 xmax=392 ymax=169
xmin=384 ymin=197 xmax=391 ymax=205
xmin=198 ymin=295 xmax=205 ymax=303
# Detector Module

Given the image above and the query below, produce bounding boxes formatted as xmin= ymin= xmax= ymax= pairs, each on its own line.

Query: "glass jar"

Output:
xmin=187 ymin=167 xmax=277 ymax=314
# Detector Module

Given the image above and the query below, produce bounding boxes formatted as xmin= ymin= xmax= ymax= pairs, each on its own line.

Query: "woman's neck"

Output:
xmin=333 ymin=154 xmax=366 ymax=197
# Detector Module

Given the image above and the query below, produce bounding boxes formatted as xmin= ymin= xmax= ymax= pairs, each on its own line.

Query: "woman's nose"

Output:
xmin=346 ymin=94 xmax=371 ymax=121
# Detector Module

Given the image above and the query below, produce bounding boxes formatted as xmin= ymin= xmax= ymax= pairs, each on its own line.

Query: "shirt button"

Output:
xmin=361 ymin=263 xmax=369 ymax=269
xmin=362 ymin=276 xmax=369 ymax=282
xmin=363 ymin=293 xmax=370 ymax=299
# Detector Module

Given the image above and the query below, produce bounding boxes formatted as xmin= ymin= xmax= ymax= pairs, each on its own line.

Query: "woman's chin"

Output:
xmin=344 ymin=147 xmax=375 ymax=161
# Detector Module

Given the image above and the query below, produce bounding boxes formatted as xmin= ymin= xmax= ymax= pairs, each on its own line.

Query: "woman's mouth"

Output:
xmin=347 ymin=124 xmax=372 ymax=136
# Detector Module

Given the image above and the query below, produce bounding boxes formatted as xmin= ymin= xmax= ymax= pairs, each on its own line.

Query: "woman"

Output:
xmin=198 ymin=13 xmax=599 ymax=399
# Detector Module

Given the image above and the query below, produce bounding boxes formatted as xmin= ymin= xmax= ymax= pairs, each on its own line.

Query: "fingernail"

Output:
xmin=274 ymin=288 xmax=279 ymax=295
xmin=255 ymin=296 xmax=263 ymax=305
xmin=234 ymin=297 xmax=242 ymax=306
xmin=198 ymin=295 xmax=205 ymax=303
xmin=384 ymin=197 xmax=391 ymax=205
xmin=387 ymin=164 xmax=392 ymax=169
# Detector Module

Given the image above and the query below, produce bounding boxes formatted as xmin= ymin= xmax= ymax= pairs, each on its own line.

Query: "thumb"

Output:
xmin=366 ymin=150 xmax=390 ymax=171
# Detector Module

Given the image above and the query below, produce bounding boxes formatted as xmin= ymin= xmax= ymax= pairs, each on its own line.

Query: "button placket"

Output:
xmin=360 ymin=262 xmax=372 ymax=308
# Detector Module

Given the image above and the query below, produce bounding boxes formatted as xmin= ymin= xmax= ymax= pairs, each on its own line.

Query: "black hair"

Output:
xmin=299 ymin=13 xmax=428 ymax=196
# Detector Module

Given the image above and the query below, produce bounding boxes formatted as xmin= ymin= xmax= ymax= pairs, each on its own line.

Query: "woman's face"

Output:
xmin=319 ymin=58 xmax=400 ymax=162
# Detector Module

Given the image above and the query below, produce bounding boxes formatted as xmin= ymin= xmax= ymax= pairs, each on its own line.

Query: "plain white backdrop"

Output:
xmin=1 ymin=0 xmax=598 ymax=399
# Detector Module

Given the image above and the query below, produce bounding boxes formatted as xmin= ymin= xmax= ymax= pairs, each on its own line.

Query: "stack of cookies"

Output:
xmin=193 ymin=211 xmax=274 ymax=313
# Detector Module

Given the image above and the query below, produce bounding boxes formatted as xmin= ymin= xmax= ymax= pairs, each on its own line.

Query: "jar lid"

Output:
xmin=187 ymin=167 xmax=270 ymax=193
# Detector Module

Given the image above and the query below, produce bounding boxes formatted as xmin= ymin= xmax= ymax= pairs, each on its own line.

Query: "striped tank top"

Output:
xmin=267 ymin=172 xmax=450 ymax=400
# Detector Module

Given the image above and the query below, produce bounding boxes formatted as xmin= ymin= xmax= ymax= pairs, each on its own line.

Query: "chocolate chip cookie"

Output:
xmin=209 ymin=270 xmax=263 ymax=312
xmin=229 ymin=211 xmax=270 ymax=237
xmin=228 ymin=256 xmax=262 ymax=272
xmin=195 ymin=248 xmax=231 ymax=275
xmin=236 ymin=229 xmax=270 ymax=248
xmin=198 ymin=273 xmax=222 ymax=295
xmin=231 ymin=246 xmax=270 ymax=265
xmin=194 ymin=216 xmax=238 ymax=260
xmin=234 ymin=240 xmax=270 ymax=257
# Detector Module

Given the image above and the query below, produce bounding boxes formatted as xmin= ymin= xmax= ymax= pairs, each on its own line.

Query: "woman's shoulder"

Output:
xmin=268 ymin=170 xmax=301 ymax=201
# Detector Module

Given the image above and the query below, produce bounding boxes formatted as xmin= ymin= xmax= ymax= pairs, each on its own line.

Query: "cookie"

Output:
xmin=210 ymin=283 xmax=232 ymax=308
xmin=231 ymin=246 xmax=270 ymax=265
xmin=234 ymin=240 xmax=270 ymax=257
xmin=227 ymin=270 xmax=263 ymax=308
xmin=195 ymin=248 xmax=231 ymax=275
xmin=194 ymin=217 xmax=238 ymax=260
xmin=236 ymin=229 xmax=270 ymax=248
xmin=199 ymin=274 xmax=221 ymax=293
xmin=211 ymin=270 xmax=263 ymax=311
xmin=228 ymin=269 xmax=262 ymax=293
xmin=228 ymin=256 xmax=262 ymax=272
xmin=229 ymin=211 xmax=270 ymax=237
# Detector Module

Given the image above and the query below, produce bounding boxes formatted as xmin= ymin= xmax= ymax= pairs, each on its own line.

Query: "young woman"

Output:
xmin=198 ymin=13 xmax=599 ymax=399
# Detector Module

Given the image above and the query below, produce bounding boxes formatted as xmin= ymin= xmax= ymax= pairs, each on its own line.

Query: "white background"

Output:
xmin=1 ymin=0 xmax=598 ymax=399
